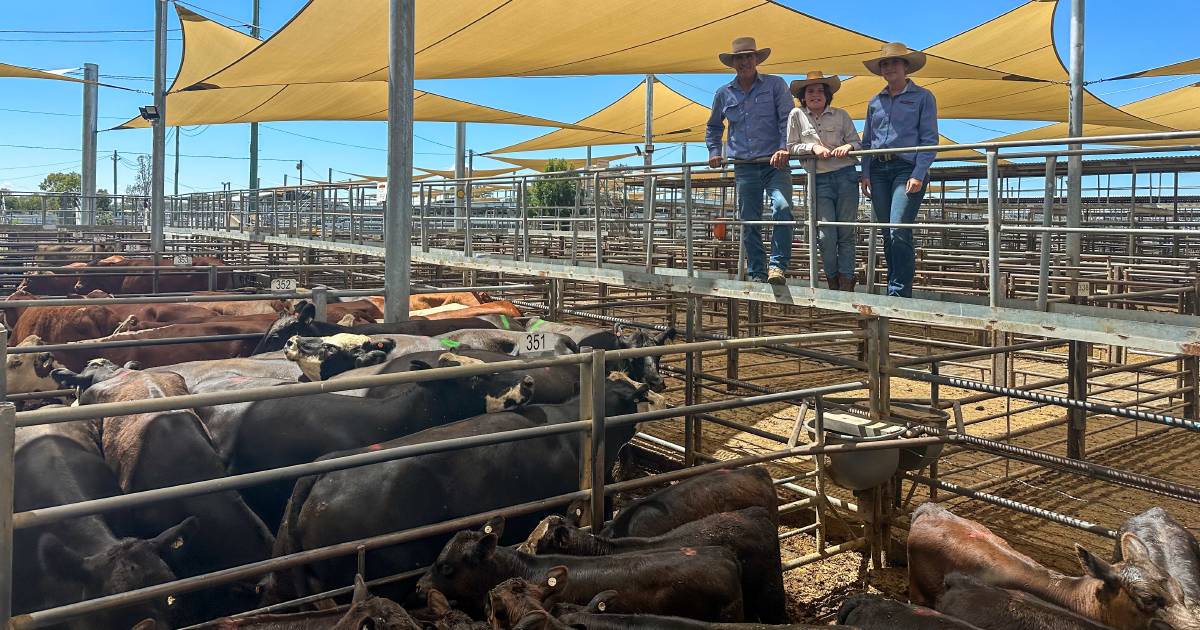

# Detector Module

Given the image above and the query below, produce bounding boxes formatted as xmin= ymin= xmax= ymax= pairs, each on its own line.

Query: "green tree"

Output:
xmin=125 ymin=155 xmax=152 ymax=197
xmin=39 ymin=171 xmax=81 ymax=194
xmin=95 ymin=188 xmax=112 ymax=212
xmin=527 ymin=158 xmax=576 ymax=218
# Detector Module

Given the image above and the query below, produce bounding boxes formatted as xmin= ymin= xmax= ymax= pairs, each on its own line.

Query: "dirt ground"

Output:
xmin=632 ymin=333 xmax=1199 ymax=624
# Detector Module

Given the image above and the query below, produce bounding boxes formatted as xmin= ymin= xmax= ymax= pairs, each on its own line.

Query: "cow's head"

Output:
xmin=516 ymin=515 xmax=586 ymax=556
xmin=6 ymin=335 xmax=65 ymax=396
xmin=613 ymin=324 xmax=676 ymax=392
xmin=283 ymin=333 xmax=396 ymax=381
xmin=253 ymin=301 xmax=343 ymax=355
xmin=604 ymin=371 xmax=663 ymax=415
xmin=486 ymin=568 xmax=567 ymax=630
xmin=38 ymin=516 xmax=197 ymax=630
xmin=1077 ymin=534 xmax=1186 ymax=630
xmin=427 ymin=353 xmax=535 ymax=412
xmin=51 ymin=358 xmax=140 ymax=398
xmin=329 ymin=574 xmax=420 ymax=630
xmin=419 ymin=517 xmax=508 ymax=618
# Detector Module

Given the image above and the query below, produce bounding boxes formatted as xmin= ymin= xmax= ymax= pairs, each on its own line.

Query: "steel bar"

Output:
xmin=1037 ymin=156 xmax=1055 ymax=311
xmin=0 ymin=404 xmax=15 ymax=628
xmin=806 ymin=159 xmax=819 ymax=288
xmin=80 ymin=63 xmax=98 ymax=226
xmin=893 ymin=339 xmax=1065 ymax=367
xmin=150 ymin=0 xmax=167 ymax=284
xmin=588 ymin=348 xmax=606 ymax=529
xmin=383 ymin=0 xmax=415 ymax=322
xmin=782 ymin=538 xmax=867 ymax=571
xmin=1066 ymin=0 xmax=1085 ymax=266
xmin=986 ymin=149 xmax=1001 ymax=307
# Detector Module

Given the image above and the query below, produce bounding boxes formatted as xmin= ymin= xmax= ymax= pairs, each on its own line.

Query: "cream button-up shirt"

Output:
xmin=785 ymin=106 xmax=862 ymax=174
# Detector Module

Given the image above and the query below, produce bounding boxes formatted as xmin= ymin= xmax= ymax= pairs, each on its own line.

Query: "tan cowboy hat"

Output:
xmin=790 ymin=71 xmax=842 ymax=98
xmin=719 ymin=37 xmax=771 ymax=67
xmin=862 ymin=42 xmax=927 ymax=76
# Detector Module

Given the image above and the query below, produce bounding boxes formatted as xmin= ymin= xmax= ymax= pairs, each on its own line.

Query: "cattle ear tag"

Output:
xmin=483 ymin=525 xmax=493 ymax=534
xmin=547 ymin=576 xmax=557 ymax=587
xmin=574 ymin=508 xmax=582 ymax=517
xmin=597 ymin=601 xmax=605 ymax=612
xmin=166 ymin=595 xmax=176 ymax=607
xmin=171 ymin=537 xmax=184 ymax=550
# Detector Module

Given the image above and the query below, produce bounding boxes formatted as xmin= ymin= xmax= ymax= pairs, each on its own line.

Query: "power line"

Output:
xmin=0 ymin=28 xmax=179 ymax=34
xmin=261 ymin=125 xmax=453 ymax=155
xmin=0 ymin=142 xmax=298 ymax=162
xmin=0 ymin=106 xmax=129 ymax=120
xmin=173 ymin=0 xmax=276 ymax=36
xmin=0 ymin=37 xmax=182 ymax=43
xmin=0 ymin=160 xmax=79 ymax=172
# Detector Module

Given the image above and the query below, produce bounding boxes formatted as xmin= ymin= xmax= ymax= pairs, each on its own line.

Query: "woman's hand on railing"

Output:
xmin=830 ymin=144 xmax=853 ymax=158
xmin=768 ymin=150 xmax=790 ymax=168
xmin=811 ymin=145 xmax=832 ymax=159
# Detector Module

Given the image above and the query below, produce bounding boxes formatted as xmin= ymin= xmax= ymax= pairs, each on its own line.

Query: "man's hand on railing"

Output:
xmin=768 ymin=150 xmax=790 ymax=168
xmin=830 ymin=144 xmax=853 ymax=158
xmin=811 ymin=145 xmax=832 ymax=159
xmin=905 ymin=177 xmax=924 ymax=194
xmin=707 ymin=156 xmax=724 ymax=169
xmin=860 ymin=177 xmax=871 ymax=196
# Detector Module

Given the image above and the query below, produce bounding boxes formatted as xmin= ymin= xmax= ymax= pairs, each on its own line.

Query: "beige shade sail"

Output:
xmin=0 ymin=62 xmax=84 ymax=83
xmin=188 ymin=0 xmax=1027 ymax=90
xmin=415 ymin=166 xmax=521 ymax=178
xmin=490 ymin=78 xmax=995 ymax=163
xmin=988 ymin=82 xmax=1200 ymax=146
xmin=1112 ymin=58 xmax=1200 ymax=80
xmin=488 ymin=152 xmax=639 ymax=172
xmin=829 ymin=1 xmax=1165 ymax=129
xmin=115 ymin=7 xmax=600 ymax=130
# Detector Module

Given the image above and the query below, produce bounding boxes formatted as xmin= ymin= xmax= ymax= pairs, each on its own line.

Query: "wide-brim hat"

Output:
xmin=719 ymin=37 xmax=771 ymax=68
xmin=790 ymin=71 xmax=842 ymax=98
xmin=862 ymin=42 xmax=927 ymax=76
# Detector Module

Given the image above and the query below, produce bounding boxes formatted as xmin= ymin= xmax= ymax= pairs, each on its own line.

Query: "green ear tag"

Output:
xmin=529 ymin=319 xmax=546 ymax=331
xmin=499 ymin=315 xmax=510 ymax=330
xmin=439 ymin=338 xmax=462 ymax=349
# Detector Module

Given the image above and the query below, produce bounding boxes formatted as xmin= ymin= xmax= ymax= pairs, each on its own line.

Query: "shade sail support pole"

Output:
xmin=81 ymin=63 xmax=98 ymax=226
xmin=644 ymin=74 xmax=654 ymax=261
xmin=248 ymin=0 xmax=261 ymax=211
xmin=151 ymin=0 xmax=167 ymax=291
xmin=1066 ymin=0 xmax=1084 ymax=267
xmin=384 ymin=0 xmax=414 ymax=323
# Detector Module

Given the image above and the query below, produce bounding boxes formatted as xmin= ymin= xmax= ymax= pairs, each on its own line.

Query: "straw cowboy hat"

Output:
xmin=862 ymin=42 xmax=927 ymax=76
xmin=790 ymin=71 xmax=842 ymax=98
xmin=719 ymin=37 xmax=771 ymax=67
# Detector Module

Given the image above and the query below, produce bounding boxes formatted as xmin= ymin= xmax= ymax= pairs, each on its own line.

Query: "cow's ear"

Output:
xmin=370 ymin=338 xmax=396 ymax=353
xmin=351 ymin=574 xmax=369 ymax=605
xmin=585 ymin=590 xmax=617 ymax=613
xmin=426 ymin=588 xmax=452 ymax=616
xmin=655 ymin=328 xmax=677 ymax=344
xmin=473 ymin=531 xmax=499 ymax=562
xmin=355 ymin=350 xmax=389 ymax=368
xmin=152 ymin=515 xmax=198 ymax=558
xmin=410 ymin=359 xmax=434 ymax=371
xmin=122 ymin=361 xmax=142 ymax=370
xmin=482 ymin=516 xmax=505 ymax=538
xmin=295 ymin=301 xmax=315 ymax=323
xmin=544 ymin=566 xmax=568 ymax=595
xmin=38 ymin=534 xmax=87 ymax=578
xmin=1119 ymin=533 xmax=1150 ymax=564
xmin=51 ymin=368 xmax=92 ymax=391
xmin=1076 ymin=544 xmax=1121 ymax=592
xmin=632 ymin=383 xmax=652 ymax=402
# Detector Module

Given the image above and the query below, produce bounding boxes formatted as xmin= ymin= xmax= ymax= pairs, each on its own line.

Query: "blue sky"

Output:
xmin=1 ymin=1 xmax=1197 ymax=193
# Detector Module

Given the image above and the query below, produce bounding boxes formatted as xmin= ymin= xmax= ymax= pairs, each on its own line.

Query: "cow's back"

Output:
xmin=605 ymin=467 xmax=778 ymax=538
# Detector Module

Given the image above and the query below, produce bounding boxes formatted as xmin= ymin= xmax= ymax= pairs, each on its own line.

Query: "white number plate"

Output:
xmin=172 ymin=254 xmax=193 ymax=266
xmin=520 ymin=332 xmax=547 ymax=354
xmin=270 ymin=278 xmax=298 ymax=292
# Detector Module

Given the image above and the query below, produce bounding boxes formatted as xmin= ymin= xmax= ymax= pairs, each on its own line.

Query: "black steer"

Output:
xmin=518 ymin=507 xmax=786 ymax=623
xmin=252 ymin=301 xmax=501 ymax=354
xmin=838 ymin=593 xmax=981 ymax=629
xmin=601 ymin=466 xmax=778 ymax=538
xmin=545 ymin=591 xmax=843 ymax=629
xmin=264 ymin=376 xmax=652 ymax=607
xmin=938 ymin=573 xmax=1147 ymax=630
xmin=422 ymin=521 xmax=744 ymax=621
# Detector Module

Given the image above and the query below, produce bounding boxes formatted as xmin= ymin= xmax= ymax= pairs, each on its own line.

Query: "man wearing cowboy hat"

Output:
xmin=780 ymin=71 xmax=862 ymax=292
xmin=705 ymin=37 xmax=795 ymax=285
xmin=859 ymin=42 xmax=939 ymax=298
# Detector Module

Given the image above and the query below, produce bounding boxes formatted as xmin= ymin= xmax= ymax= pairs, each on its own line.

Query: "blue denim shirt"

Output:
xmin=861 ymin=79 xmax=939 ymax=182
xmin=705 ymin=73 xmax=793 ymax=161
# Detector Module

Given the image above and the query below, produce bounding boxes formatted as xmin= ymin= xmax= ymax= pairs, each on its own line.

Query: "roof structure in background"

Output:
xmin=414 ymin=166 xmax=521 ymax=178
xmin=988 ymin=82 xmax=1200 ymax=146
xmin=829 ymin=1 xmax=1165 ymax=128
xmin=490 ymin=78 xmax=996 ymax=162
xmin=116 ymin=6 xmax=601 ymax=130
xmin=0 ymin=62 xmax=84 ymax=83
xmin=488 ymin=152 xmax=639 ymax=172
xmin=186 ymin=0 xmax=1029 ymax=90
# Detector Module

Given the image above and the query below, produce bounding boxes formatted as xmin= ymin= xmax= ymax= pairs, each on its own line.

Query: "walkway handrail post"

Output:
xmin=865 ymin=226 xmax=879 ymax=294
xmin=0 ymin=402 xmax=15 ymax=629
xmin=1037 ymin=156 xmax=1055 ymax=311
xmin=684 ymin=165 xmax=695 ymax=277
xmin=806 ymin=158 xmax=819 ymax=288
xmin=986 ymin=149 xmax=1001 ymax=307
xmin=594 ymin=171 xmax=603 ymax=268
xmin=577 ymin=347 xmax=595 ymax=525
xmin=587 ymin=348 xmax=606 ymax=531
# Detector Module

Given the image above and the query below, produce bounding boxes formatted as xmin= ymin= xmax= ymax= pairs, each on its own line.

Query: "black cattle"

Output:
xmin=251 ymin=301 xmax=500 ymax=354
xmin=13 ymin=421 xmax=198 ymax=630
xmin=517 ymin=506 xmax=785 ymax=623
xmin=523 ymin=321 xmax=676 ymax=392
xmin=330 ymin=575 xmax=423 ymax=629
xmin=283 ymin=333 xmax=399 ymax=380
xmin=1115 ymin=507 xmax=1200 ymax=630
xmin=422 ymin=522 xmax=744 ymax=621
xmin=53 ymin=360 xmax=276 ymax=624
xmin=356 ymin=349 xmax=580 ymax=404
xmin=939 ymin=573 xmax=1143 ymax=630
xmin=545 ymin=591 xmax=841 ymax=629
xmin=838 ymin=593 xmax=981 ymax=629
xmin=601 ymin=467 xmax=778 ymax=538
xmin=435 ymin=329 xmax=578 ymax=356
xmin=265 ymin=377 xmax=653 ymax=607
xmin=186 ymin=354 xmax=533 ymax=530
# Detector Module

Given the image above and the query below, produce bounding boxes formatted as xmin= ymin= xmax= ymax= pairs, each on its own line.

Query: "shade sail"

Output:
xmin=490 ymin=79 xmax=994 ymax=163
xmin=0 ymin=62 xmax=84 ymax=83
xmin=116 ymin=7 xmax=599 ymax=130
xmin=415 ymin=166 xmax=521 ymax=178
xmin=488 ymin=153 xmax=639 ymax=172
xmin=1113 ymin=58 xmax=1200 ymax=80
xmin=988 ymin=82 xmax=1200 ymax=146
xmin=188 ymin=0 xmax=1026 ymax=90
xmin=830 ymin=1 xmax=1165 ymax=129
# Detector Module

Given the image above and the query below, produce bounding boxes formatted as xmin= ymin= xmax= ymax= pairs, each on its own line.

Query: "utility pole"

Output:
xmin=455 ymin=121 xmax=466 ymax=229
xmin=151 ymin=0 xmax=167 ymax=263
xmin=248 ymin=0 xmax=261 ymax=207
xmin=297 ymin=160 xmax=303 ymax=186
xmin=384 ymin=0 xmax=414 ymax=322
xmin=80 ymin=63 xmax=98 ymax=226
xmin=112 ymin=150 xmax=118 ymax=199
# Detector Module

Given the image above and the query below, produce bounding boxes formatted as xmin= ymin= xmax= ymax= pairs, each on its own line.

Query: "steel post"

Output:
xmin=455 ymin=122 xmax=466 ymax=229
xmin=684 ymin=165 xmax=694 ymax=277
xmin=383 ymin=0 xmax=414 ymax=323
xmin=986 ymin=149 xmax=1001 ymax=307
xmin=683 ymin=295 xmax=703 ymax=466
xmin=643 ymin=74 xmax=654 ymax=235
xmin=806 ymin=159 xmax=818 ymax=288
xmin=866 ymin=317 xmax=891 ymax=422
xmin=593 ymin=172 xmax=602 ymax=268
xmin=1066 ymin=0 xmax=1084 ymax=266
xmin=80 ymin=63 xmax=98 ymax=226
xmin=151 ymin=0 xmax=168 ymax=292
xmin=588 ymin=348 xmax=606 ymax=530
xmin=0 ymin=402 xmax=14 ymax=628
xmin=1068 ymin=339 xmax=1089 ymax=458
xmin=1037 ymin=156 xmax=1055 ymax=311
xmin=248 ymin=0 xmax=261 ymax=216
xmin=865 ymin=226 xmax=878 ymax=294
xmin=577 ymin=346 xmax=594 ymax=524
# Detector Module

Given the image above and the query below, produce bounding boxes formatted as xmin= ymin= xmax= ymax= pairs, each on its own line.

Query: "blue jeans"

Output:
xmin=814 ymin=165 xmax=860 ymax=281
xmin=735 ymin=163 xmax=793 ymax=279
xmin=868 ymin=159 xmax=927 ymax=297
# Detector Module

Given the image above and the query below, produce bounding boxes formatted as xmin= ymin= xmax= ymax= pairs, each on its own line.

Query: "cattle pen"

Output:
xmin=0 ymin=127 xmax=1198 ymax=627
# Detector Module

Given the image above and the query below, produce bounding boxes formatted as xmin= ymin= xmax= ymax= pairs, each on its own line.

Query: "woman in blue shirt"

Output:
xmin=859 ymin=42 xmax=939 ymax=298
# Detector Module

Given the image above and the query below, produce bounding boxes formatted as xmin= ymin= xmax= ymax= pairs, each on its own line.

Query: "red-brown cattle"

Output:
xmin=76 ymin=255 xmax=232 ymax=294
xmin=49 ymin=319 xmax=270 ymax=371
xmin=416 ymin=300 xmax=522 ymax=321
xmin=4 ymin=289 xmax=124 ymax=346
xmin=20 ymin=262 xmax=89 ymax=296
xmin=908 ymin=503 xmax=1183 ymax=630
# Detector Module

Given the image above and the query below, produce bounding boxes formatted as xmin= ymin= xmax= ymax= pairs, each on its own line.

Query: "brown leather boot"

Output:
xmin=839 ymin=274 xmax=857 ymax=292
